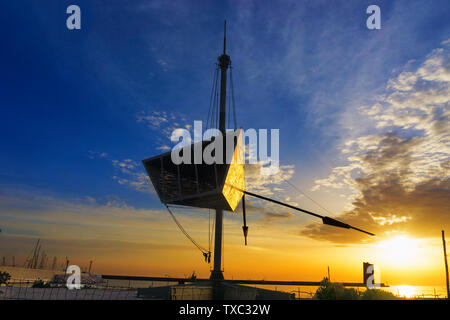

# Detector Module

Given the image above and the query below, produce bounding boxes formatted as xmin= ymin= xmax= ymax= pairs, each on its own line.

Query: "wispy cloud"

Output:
xmin=86 ymin=153 xmax=154 ymax=194
xmin=136 ymin=109 xmax=192 ymax=149
xmin=86 ymin=151 xmax=108 ymax=159
xmin=111 ymin=158 xmax=154 ymax=194
xmin=304 ymin=40 xmax=450 ymax=243
xmin=245 ymin=162 xmax=295 ymax=196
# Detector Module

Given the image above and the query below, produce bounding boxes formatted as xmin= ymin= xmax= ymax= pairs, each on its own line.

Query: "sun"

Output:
xmin=377 ymin=235 xmax=420 ymax=266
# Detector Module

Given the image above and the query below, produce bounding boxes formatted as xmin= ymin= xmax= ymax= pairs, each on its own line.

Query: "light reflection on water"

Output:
xmin=387 ymin=285 xmax=446 ymax=299
xmin=252 ymin=284 xmax=448 ymax=299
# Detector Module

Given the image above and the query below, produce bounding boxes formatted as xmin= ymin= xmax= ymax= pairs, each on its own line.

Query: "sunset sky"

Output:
xmin=1 ymin=1 xmax=449 ymax=287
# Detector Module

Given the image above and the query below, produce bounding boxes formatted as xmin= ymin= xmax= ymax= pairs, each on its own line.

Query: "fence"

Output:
xmin=1 ymin=280 xmax=446 ymax=300
xmin=0 ymin=279 xmax=138 ymax=300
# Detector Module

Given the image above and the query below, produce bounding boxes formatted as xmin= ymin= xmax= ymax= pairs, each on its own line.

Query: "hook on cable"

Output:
xmin=242 ymin=195 xmax=248 ymax=245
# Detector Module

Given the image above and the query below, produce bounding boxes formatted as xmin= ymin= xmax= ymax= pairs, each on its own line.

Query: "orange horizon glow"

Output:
xmin=0 ymin=221 xmax=447 ymax=288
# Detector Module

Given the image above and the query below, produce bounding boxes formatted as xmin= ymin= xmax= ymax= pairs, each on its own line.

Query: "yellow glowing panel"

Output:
xmin=222 ymin=130 xmax=245 ymax=212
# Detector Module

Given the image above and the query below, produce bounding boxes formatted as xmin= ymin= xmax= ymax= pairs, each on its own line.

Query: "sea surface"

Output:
xmin=1 ymin=266 xmax=447 ymax=299
xmin=251 ymin=284 xmax=448 ymax=299
xmin=1 ymin=266 xmax=64 ymax=282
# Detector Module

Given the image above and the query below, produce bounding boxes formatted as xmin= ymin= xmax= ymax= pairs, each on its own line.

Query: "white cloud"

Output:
xmin=304 ymin=39 xmax=450 ymax=243
xmin=313 ymin=40 xmax=450 ymax=196
xmin=86 ymin=151 xmax=108 ymax=159
xmin=157 ymin=145 xmax=171 ymax=151
xmin=245 ymin=162 xmax=295 ymax=198
xmin=136 ymin=110 xmax=169 ymax=128
xmin=111 ymin=158 xmax=155 ymax=194
xmin=137 ymin=110 xmax=191 ymax=151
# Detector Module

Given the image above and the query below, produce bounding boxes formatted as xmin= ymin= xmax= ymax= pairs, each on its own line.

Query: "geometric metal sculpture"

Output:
xmin=144 ymin=21 xmax=235 ymax=281
xmin=142 ymin=21 xmax=374 ymax=285
xmin=142 ymin=129 xmax=244 ymax=212
xmin=221 ymin=129 xmax=244 ymax=211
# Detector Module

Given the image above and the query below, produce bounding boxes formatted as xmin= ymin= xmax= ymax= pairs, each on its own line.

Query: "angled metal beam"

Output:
xmin=101 ymin=274 xmax=388 ymax=287
xmin=241 ymin=189 xmax=375 ymax=236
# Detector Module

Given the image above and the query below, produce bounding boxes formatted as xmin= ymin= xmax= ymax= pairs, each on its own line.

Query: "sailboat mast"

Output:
xmin=210 ymin=20 xmax=231 ymax=281
xmin=218 ymin=20 xmax=230 ymax=134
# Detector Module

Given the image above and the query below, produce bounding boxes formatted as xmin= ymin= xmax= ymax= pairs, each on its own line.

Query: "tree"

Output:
xmin=315 ymin=278 xmax=360 ymax=300
xmin=0 ymin=271 xmax=11 ymax=285
xmin=315 ymin=277 xmax=399 ymax=300
xmin=361 ymin=289 xmax=398 ymax=300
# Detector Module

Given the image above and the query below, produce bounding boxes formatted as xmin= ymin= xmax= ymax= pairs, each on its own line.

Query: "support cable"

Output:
xmin=165 ymin=205 xmax=211 ymax=262
xmin=206 ymin=66 xmax=218 ymax=130
xmin=230 ymin=66 xmax=237 ymax=129
xmin=282 ymin=178 xmax=335 ymax=217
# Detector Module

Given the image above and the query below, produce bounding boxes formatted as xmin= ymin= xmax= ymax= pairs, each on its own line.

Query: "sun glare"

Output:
xmin=377 ymin=236 xmax=420 ymax=266
xmin=394 ymin=285 xmax=417 ymax=298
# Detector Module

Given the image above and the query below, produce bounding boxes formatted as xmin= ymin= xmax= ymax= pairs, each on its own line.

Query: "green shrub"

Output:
xmin=361 ymin=289 xmax=398 ymax=300
xmin=315 ymin=277 xmax=399 ymax=300
xmin=31 ymin=279 xmax=52 ymax=288
xmin=315 ymin=277 xmax=360 ymax=300
xmin=0 ymin=271 xmax=11 ymax=285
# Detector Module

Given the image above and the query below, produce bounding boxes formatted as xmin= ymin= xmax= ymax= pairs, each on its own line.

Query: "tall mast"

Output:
xmin=210 ymin=20 xmax=231 ymax=281
xmin=218 ymin=20 xmax=230 ymax=134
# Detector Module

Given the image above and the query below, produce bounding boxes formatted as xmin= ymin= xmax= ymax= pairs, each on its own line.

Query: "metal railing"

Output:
xmin=0 ymin=279 xmax=138 ymax=300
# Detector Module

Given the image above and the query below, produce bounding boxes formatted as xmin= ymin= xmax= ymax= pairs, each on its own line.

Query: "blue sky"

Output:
xmin=0 ymin=0 xmax=449 ymax=273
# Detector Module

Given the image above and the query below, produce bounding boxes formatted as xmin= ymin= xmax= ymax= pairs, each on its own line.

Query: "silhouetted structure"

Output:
xmin=142 ymin=21 xmax=375 ymax=299
xmin=25 ymin=239 xmax=40 ymax=269
xmin=143 ymin=21 xmax=243 ymax=282
xmin=363 ymin=262 xmax=374 ymax=287
xmin=443 ymin=230 xmax=449 ymax=299
xmin=51 ymin=256 xmax=57 ymax=270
